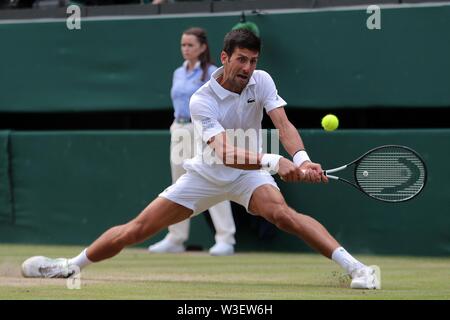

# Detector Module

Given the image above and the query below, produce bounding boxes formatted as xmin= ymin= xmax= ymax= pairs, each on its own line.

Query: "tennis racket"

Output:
xmin=324 ymin=145 xmax=427 ymax=202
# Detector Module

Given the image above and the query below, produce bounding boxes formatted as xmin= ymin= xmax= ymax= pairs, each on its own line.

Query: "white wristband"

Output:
xmin=293 ymin=150 xmax=311 ymax=167
xmin=260 ymin=154 xmax=283 ymax=175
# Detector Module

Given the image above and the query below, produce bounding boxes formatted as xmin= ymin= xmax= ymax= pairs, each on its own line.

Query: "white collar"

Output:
xmin=210 ymin=67 xmax=256 ymax=100
xmin=183 ymin=60 xmax=201 ymax=70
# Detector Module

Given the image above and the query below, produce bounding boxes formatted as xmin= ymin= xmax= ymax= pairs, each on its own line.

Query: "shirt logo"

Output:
xmin=247 ymin=98 xmax=255 ymax=103
xmin=201 ymin=118 xmax=215 ymax=130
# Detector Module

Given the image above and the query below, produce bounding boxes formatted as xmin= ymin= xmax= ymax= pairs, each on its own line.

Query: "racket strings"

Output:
xmin=356 ymin=147 xmax=426 ymax=202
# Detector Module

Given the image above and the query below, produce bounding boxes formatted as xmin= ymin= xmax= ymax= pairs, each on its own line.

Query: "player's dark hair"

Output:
xmin=222 ymin=29 xmax=261 ymax=57
xmin=183 ymin=27 xmax=214 ymax=82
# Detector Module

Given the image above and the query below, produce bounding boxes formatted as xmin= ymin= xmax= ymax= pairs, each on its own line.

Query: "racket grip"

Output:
xmin=323 ymin=170 xmax=339 ymax=180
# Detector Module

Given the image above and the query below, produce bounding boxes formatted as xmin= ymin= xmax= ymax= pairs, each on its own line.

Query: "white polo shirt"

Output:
xmin=183 ymin=67 xmax=287 ymax=185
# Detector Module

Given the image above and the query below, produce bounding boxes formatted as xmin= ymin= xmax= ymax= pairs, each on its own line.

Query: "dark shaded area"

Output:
xmin=0 ymin=107 xmax=448 ymax=131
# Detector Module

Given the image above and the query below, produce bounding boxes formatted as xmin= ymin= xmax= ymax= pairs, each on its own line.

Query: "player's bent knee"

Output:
xmin=271 ymin=204 xmax=294 ymax=229
xmin=113 ymin=221 xmax=150 ymax=247
xmin=108 ymin=225 xmax=132 ymax=248
xmin=125 ymin=221 xmax=153 ymax=245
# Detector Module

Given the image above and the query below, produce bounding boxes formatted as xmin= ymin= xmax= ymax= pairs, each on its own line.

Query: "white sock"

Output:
xmin=68 ymin=248 xmax=93 ymax=269
xmin=331 ymin=247 xmax=365 ymax=276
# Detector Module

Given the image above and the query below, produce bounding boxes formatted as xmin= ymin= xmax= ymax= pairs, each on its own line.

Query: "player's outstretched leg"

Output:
xmin=248 ymin=184 xmax=380 ymax=290
xmin=21 ymin=197 xmax=193 ymax=278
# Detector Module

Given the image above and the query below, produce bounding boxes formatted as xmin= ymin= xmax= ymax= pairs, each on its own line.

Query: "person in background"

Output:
xmin=148 ymin=27 xmax=236 ymax=256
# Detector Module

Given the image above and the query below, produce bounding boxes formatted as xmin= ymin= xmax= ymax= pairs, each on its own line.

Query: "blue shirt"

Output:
xmin=170 ymin=61 xmax=217 ymax=120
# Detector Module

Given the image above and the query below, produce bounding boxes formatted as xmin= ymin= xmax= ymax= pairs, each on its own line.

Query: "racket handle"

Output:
xmin=323 ymin=171 xmax=339 ymax=180
xmin=324 ymin=165 xmax=347 ymax=174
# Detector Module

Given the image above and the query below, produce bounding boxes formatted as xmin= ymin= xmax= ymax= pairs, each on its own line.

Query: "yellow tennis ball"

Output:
xmin=321 ymin=114 xmax=339 ymax=131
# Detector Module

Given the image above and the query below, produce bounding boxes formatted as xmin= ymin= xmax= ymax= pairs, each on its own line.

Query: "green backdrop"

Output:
xmin=0 ymin=131 xmax=13 ymax=225
xmin=0 ymin=129 xmax=448 ymax=256
xmin=1 ymin=4 xmax=450 ymax=111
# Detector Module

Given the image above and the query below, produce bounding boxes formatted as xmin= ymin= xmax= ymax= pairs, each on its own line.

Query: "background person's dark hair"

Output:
xmin=183 ymin=27 xmax=213 ymax=82
xmin=222 ymin=29 xmax=261 ymax=57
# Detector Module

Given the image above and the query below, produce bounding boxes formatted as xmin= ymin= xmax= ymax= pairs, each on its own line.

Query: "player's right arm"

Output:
xmin=207 ymin=132 xmax=308 ymax=182
xmin=190 ymin=96 xmax=261 ymax=170
xmin=207 ymin=132 xmax=260 ymax=170
xmin=191 ymin=94 xmax=308 ymax=181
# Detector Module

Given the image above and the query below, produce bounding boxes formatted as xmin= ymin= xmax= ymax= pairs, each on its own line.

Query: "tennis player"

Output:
xmin=21 ymin=29 xmax=380 ymax=289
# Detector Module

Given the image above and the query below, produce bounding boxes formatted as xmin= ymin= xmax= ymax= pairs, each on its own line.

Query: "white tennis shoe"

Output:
xmin=21 ymin=256 xmax=76 ymax=278
xmin=148 ymin=238 xmax=185 ymax=253
xmin=350 ymin=266 xmax=381 ymax=289
xmin=209 ymin=242 xmax=234 ymax=256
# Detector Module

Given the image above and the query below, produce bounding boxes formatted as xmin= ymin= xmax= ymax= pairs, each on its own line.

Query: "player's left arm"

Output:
xmin=267 ymin=106 xmax=305 ymax=157
xmin=268 ymin=107 xmax=327 ymax=183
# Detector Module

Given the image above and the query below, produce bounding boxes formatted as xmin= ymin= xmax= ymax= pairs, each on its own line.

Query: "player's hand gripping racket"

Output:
xmin=323 ymin=145 xmax=427 ymax=202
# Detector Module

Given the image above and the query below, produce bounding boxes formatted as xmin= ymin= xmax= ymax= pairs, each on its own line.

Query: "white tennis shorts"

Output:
xmin=159 ymin=169 xmax=279 ymax=216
